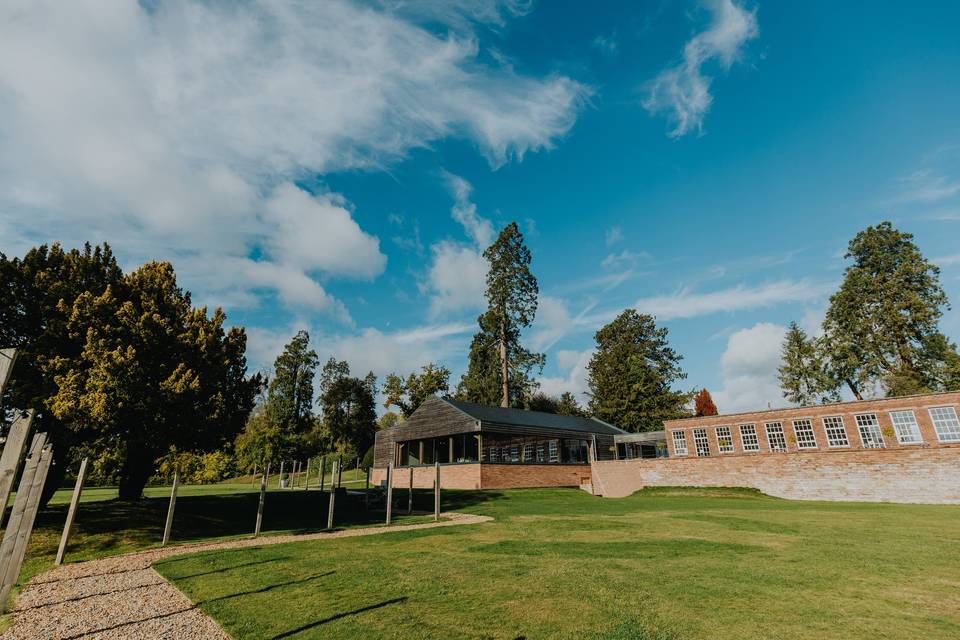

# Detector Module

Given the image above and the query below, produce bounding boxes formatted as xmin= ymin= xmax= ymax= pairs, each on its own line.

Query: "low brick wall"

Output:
xmin=480 ymin=464 xmax=591 ymax=489
xmin=591 ymin=447 xmax=960 ymax=504
xmin=370 ymin=463 xmax=592 ymax=490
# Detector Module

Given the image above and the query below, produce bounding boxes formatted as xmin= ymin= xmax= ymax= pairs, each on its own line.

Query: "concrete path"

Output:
xmin=2 ymin=512 xmax=491 ymax=639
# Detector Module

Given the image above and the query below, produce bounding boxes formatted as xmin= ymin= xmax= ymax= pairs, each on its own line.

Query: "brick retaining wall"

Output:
xmin=590 ymin=447 xmax=960 ymax=504
xmin=371 ymin=463 xmax=591 ymax=490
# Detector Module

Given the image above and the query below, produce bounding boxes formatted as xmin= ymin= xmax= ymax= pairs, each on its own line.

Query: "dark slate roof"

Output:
xmin=441 ymin=398 xmax=626 ymax=435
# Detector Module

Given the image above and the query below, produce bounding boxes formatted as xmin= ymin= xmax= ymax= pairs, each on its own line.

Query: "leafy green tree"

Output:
xmin=265 ymin=330 xmax=318 ymax=454
xmin=778 ymin=322 xmax=836 ymax=406
xmin=525 ymin=391 xmax=559 ymax=413
xmin=586 ymin=309 xmax=690 ymax=432
xmin=0 ymin=243 xmax=123 ymax=506
xmin=383 ymin=363 xmax=450 ymax=417
xmin=320 ymin=362 xmax=377 ymax=456
xmin=377 ymin=411 xmax=402 ymax=430
xmin=47 ymin=261 xmax=260 ymax=499
xmin=555 ymin=391 xmax=587 ymax=417
xmin=821 ymin=222 xmax=953 ymax=398
xmin=459 ymin=222 xmax=543 ymax=407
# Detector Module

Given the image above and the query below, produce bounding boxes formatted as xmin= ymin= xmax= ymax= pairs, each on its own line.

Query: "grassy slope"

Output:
xmin=152 ymin=487 xmax=960 ymax=640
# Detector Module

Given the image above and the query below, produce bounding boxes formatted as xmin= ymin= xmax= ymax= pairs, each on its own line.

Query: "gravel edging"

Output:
xmin=2 ymin=512 xmax=492 ymax=639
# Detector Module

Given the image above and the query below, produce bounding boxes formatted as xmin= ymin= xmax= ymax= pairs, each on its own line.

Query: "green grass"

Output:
xmin=147 ymin=487 xmax=960 ymax=640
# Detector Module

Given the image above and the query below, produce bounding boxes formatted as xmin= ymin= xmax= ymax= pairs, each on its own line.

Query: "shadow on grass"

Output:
xmin=199 ymin=570 xmax=335 ymax=605
xmin=269 ymin=596 xmax=408 ymax=640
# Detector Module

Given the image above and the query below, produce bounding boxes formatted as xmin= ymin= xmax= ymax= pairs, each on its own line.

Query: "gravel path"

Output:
xmin=3 ymin=512 xmax=492 ymax=639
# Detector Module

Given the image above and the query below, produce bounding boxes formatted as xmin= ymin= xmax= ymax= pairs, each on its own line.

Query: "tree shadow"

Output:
xmin=197 ymin=570 xmax=335 ymax=605
xmin=269 ymin=596 xmax=408 ymax=639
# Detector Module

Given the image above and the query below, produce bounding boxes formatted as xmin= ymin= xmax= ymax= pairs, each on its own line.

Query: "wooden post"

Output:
xmin=385 ymin=462 xmax=393 ymax=525
xmin=0 ymin=434 xmax=45 ymax=580
xmin=434 ymin=461 xmax=440 ymax=522
xmin=0 ymin=439 xmax=51 ymax=612
xmin=364 ymin=467 xmax=370 ymax=508
xmin=326 ymin=460 xmax=338 ymax=531
xmin=251 ymin=463 xmax=257 ymax=488
xmin=55 ymin=457 xmax=89 ymax=565
xmin=407 ymin=468 xmax=413 ymax=515
xmin=336 ymin=455 xmax=343 ymax=488
xmin=319 ymin=456 xmax=326 ymax=491
xmin=162 ymin=468 xmax=179 ymax=546
xmin=355 ymin=457 xmax=359 ymax=481
xmin=254 ymin=461 xmax=270 ymax=537
xmin=0 ymin=409 xmax=34 ymax=528
xmin=278 ymin=460 xmax=285 ymax=489
xmin=303 ymin=459 xmax=310 ymax=491
xmin=0 ymin=348 xmax=16 ymax=398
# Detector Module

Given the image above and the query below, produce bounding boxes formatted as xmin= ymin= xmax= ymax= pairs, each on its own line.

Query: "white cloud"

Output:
xmin=0 ymin=0 xmax=585 ymax=314
xmin=632 ymin=280 xmax=830 ymax=320
xmin=605 ymin=226 xmax=624 ymax=246
xmin=643 ymin=0 xmax=758 ymax=137
xmin=537 ymin=348 xmax=593 ymax=404
xmin=424 ymin=172 xmax=499 ymax=316
xmin=935 ymin=254 xmax=960 ymax=267
xmin=601 ymin=249 xmax=648 ymax=269
xmin=712 ymin=322 xmax=788 ymax=413
xmin=896 ymin=168 xmax=960 ymax=204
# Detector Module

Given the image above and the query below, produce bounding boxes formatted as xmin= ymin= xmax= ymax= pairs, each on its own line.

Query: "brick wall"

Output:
xmin=370 ymin=463 xmax=591 ymax=490
xmin=590 ymin=447 xmax=960 ymax=504
xmin=663 ymin=391 xmax=960 ymax=458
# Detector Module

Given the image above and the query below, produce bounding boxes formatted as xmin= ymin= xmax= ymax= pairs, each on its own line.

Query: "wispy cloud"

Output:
xmin=605 ymin=226 xmax=624 ymax=246
xmin=631 ymin=280 xmax=831 ymax=320
xmin=643 ymin=0 xmax=758 ymax=137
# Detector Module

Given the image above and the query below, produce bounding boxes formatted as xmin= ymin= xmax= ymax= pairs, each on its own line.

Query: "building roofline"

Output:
xmin=664 ymin=390 xmax=960 ymax=426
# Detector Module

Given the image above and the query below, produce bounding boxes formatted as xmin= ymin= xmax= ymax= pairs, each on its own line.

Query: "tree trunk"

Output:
xmin=118 ymin=443 xmax=154 ymax=500
xmin=845 ymin=379 xmax=863 ymax=401
xmin=499 ymin=316 xmax=509 ymax=408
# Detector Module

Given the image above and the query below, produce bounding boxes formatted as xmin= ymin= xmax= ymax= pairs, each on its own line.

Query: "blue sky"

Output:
xmin=2 ymin=1 xmax=960 ymax=412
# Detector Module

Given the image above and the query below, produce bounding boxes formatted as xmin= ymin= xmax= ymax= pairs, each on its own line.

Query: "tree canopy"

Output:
xmin=587 ymin=309 xmax=690 ymax=432
xmin=320 ymin=362 xmax=377 ymax=458
xmin=693 ymin=389 xmax=719 ymax=416
xmin=383 ymin=363 xmax=450 ymax=417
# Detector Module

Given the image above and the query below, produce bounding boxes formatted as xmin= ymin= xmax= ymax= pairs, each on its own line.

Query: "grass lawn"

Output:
xmin=151 ymin=487 xmax=960 ymax=640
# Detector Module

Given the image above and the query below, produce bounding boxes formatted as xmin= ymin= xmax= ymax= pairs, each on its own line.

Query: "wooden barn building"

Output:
xmin=371 ymin=396 xmax=627 ymax=490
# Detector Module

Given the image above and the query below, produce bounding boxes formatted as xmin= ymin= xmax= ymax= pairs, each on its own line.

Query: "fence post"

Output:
xmin=0 ymin=409 xmax=34 ymax=529
xmin=0 ymin=439 xmax=51 ymax=612
xmin=55 ymin=457 xmax=89 ymax=565
xmin=319 ymin=456 xmax=326 ymax=492
xmin=434 ymin=461 xmax=440 ymax=522
xmin=336 ymin=455 xmax=343 ymax=488
xmin=255 ymin=461 xmax=270 ymax=537
xmin=326 ymin=460 xmax=338 ymax=531
xmin=0 ymin=433 xmax=45 ymax=578
xmin=407 ymin=468 xmax=413 ymax=515
xmin=251 ymin=463 xmax=257 ymax=488
xmin=385 ymin=462 xmax=393 ymax=525
xmin=303 ymin=459 xmax=310 ymax=490
xmin=162 ymin=468 xmax=179 ymax=546
xmin=278 ymin=460 xmax=285 ymax=489
xmin=355 ymin=457 xmax=359 ymax=481
xmin=364 ymin=467 xmax=370 ymax=508
xmin=0 ymin=348 xmax=16 ymax=398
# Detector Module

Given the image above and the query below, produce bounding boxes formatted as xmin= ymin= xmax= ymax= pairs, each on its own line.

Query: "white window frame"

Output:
xmin=792 ymin=418 xmax=818 ymax=449
xmin=854 ymin=413 xmax=885 ymax=449
xmin=822 ymin=416 xmax=849 ymax=448
xmin=693 ymin=428 xmax=711 ymax=457
xmin=739 ymin=424 xmax=760 ymax=452
xmin=765 ymin=422 xmax=787 ymax=452
xmin=888 ymin=410 xmax=923 ymax=445
xmin=715 ymin=426 xmax=735 ymax=453
xmin=928 ymin=406 xmax=960 ymax=443
xmin=671 ymin=430 xmax=688 ymax=456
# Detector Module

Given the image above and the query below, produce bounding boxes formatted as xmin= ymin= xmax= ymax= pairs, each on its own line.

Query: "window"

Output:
xmin=715 ymin=426 xmax=734 ymax=453
xmin=889 ymin=410 xmax=923 ymax=445
xmin=765 ymin=422 xmax=787 ymax=452
xmin=693 ymin=428 xmax=711 ymax=457
xmin=548 ymin=440 xmax=559 ymax=463
xmin=929 ymin=406 xmax=960 ymax=442
xmin=672 ymin=431 xmax=688 ymax=456
xmin=822 ymin=416 xmax=849 ymax=447
xmin=739 ymin=424 xmax=760 ymax=452
xmin=854 ymin=414 xmax=885 ymax=449
xmin=792 ymin=419 xmax=817 ymax=449
xmin=522 ymin=443 xmax=534 ymax=462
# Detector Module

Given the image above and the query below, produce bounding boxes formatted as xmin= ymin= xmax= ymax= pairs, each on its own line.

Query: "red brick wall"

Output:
xmin=590 ymin=447 xmax=960 ymax=504
xmin=480 ymin=464 xmax=591 ymax=489
xmin=664 ymin=392 xmax=960 ymax=457
xmin=370 ymin=463 xmax=591 ymax=490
